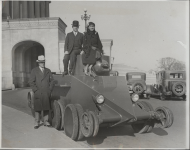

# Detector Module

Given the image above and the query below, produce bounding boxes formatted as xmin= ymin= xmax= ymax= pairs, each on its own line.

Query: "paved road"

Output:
xmin=2 ymin=88 xmax=188 ymax=148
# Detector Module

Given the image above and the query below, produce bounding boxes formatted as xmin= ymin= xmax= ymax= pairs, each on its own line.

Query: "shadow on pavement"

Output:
xmin=151 ymin=128 xmax=168 ymax=136
xmin=85 ymin=125 xmax=135 ymax=145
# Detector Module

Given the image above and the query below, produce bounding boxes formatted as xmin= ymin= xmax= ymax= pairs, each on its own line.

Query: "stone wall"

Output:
xmin=2 ymin=17 xmax=67 ymax=89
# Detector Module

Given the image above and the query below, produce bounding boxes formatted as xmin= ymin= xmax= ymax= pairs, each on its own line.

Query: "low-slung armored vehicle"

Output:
xmin=146 ymin=70 xmax=186 ymax=100
xmin=28 ymin=55 xmax=174 ymax=141
xmin=126 ymin=72 xmax=150 ymax=99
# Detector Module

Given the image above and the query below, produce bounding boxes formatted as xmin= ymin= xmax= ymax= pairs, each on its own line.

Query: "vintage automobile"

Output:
xmin=28 ymin=55 xmax=174 ymax=141
xmin=126 ymin=72 xmax=150 ymax=99
xmin=146 ymin=70 xmax=186 ymax=100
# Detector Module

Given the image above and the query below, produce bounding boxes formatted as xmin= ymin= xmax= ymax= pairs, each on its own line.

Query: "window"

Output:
xmin=170 ymin=73 xmax=183 ymax=79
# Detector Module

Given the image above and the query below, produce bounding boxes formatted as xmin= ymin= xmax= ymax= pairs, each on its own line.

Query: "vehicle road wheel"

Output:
xmin=172 ymin=82 xmax=186 ymax=97
xmin=57 ymin=99 xmax=66 ymax=130
xmin=81 ymin=111 xmax=94 ymax=137
xmin=154 ymin=106 xmax=173 ymax=128
xmin=162 ymin=106 xmax=174 ymax=128
xmin=64 ymin=104 xmax=79 ymax=140
xmin=132 ymin=83 xmax=144 ymax=94
xmin=50 ymin=100 xmax=61 ymax=130
xmin=89 ymin=111 xmax=99 ymax=137
xmin=131 ymin=101 xmax=151 ymax=133
xmin=75 ymin=104 xmax=84 ymax=141
xmin=140 ymin=101 xmax=154 ymax=132
xmin=28 ymin=92 xmax=35 ymax=117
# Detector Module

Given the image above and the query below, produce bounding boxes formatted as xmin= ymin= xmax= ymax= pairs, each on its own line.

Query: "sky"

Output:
xmin=50 ymin=1 xmax=189 ymax=71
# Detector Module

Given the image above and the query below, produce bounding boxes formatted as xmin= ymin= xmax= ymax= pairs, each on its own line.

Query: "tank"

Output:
xmin=27 ymin=55 xmax=174 ymax=141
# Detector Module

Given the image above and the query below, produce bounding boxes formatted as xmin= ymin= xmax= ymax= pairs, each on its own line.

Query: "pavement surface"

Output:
xmin=2 ymin=88 xmax=188 ymax=148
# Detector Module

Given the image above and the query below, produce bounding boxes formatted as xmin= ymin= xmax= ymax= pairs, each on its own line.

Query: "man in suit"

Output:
xmin=63 ymin=20 xmax=83 ymax=75
xmin=29 ymin=55 xmax=54 ymax=129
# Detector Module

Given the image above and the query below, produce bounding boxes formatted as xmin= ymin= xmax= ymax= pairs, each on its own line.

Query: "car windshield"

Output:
xmin=170 ymin=73 xmax=183 ymax=79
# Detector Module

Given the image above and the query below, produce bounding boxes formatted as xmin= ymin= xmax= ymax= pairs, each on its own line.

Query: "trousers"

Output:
xmin=63 ymin=49 xmax=81 ymax=72
xmin=35 ymin=110 xmax=49 ymax=124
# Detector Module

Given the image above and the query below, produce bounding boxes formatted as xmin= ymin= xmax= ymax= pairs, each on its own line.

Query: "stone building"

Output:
xmin=2 ymin=1 xmax=113 ymax=90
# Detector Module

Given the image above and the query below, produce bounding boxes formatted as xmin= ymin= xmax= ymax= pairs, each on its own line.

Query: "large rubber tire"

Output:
xmin=57 ymin=99 xmax=66 ymax=130
xmin=131 ymin=101 xmax=151 ymax=133
xmin=64 ymin=104 xmax=79 ymax=140
xmin=89 ymin=111 xmax=99 ymax=137
xmin=141 ymin=101 xmax=154 ymax=111
xmin=81 ymin=111 xmax=94 ymax=137
xmin=162 ymin=106 xmax=174 ymax=128
xmin=172 ymin=82 xmax=186 ymax=97
xmin=155 ymin=106 xmax=172 ymax=128
xmin=50 ymin=100 xmax=61 ymax=130
xmin=140 ymin=101 xmax=154 ymax=133
xmin=132 ymin=83 xmax=144 ymax=94
xmin=28 ymin=92 xmax=35 ymax=117
xmin=75 ymin=104 xmax=85 ymax=141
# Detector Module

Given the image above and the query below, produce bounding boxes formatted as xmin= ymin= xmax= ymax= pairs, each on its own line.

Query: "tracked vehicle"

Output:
xmin=28 ymin=55 xmax=174 ymax=141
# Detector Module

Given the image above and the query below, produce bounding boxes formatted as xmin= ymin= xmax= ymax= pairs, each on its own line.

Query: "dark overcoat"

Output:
xmin=82 ymin=31 xmax=103 ymax=65
xmin=64 ymin=31 xmax=83 ymax=54
xmin=29 ymin=67 xmax=54 ymax=111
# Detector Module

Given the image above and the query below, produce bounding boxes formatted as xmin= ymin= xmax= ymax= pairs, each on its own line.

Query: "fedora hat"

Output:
xmin=36 ymin=55 xmax=45 ymax=62
xmin=72 ymin=20 xmax=79 ymax=27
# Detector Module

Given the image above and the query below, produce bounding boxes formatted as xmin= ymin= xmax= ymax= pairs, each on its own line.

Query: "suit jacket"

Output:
xmin=29 ymin=67 xmax=54 ymax=111
xmin=64 ymin=31 xmax=83 ymax=54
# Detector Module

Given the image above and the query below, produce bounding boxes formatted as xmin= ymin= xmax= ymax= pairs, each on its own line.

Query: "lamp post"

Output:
xmin=81 ymin=8 xmax=91 ymax=32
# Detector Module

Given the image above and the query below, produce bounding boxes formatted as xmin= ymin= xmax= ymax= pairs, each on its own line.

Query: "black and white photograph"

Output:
xmin=1 ymin=0 xmax=189 ymax=149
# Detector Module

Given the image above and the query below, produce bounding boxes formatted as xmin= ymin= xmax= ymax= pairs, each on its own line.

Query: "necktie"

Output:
xmin=41 ymin=68 xmax=44 ymax=73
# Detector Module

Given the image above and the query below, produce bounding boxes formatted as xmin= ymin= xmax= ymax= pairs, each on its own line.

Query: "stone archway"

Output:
xmin=12 ymin=41 xmax=44 ymax=88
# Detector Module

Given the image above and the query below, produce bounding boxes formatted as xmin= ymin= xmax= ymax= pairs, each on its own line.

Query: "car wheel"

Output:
xmin=154 ymin=106 xmax=173 ymax=128
xmin=50 ymin=100 xmax=61 ymax=130
xmin=172 ymin=82 xmax=186 ymax=97
xmin=132 ymin=83 xmax=144 ymax=94
xmin=89 ymin=111 xmax=99 ymax=137
xmin=75 ymin=104 xmax=85 ymax=141
xmin=131 ymin=101 xmax=153 ymax=133
xmin=81 ymin=111 xmax=94 ymax=137
xmin=64 ymin=104 xmax=79 ymax=140
xmin=57 ymin=99 xmax=66 ymax=130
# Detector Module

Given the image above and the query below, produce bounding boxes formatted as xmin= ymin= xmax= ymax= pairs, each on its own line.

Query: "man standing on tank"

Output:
xmin=63 ymin=20 xmax=83 ymax=75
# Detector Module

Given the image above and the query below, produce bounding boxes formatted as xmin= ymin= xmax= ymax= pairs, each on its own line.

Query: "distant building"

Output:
xmin=2 ymin=1 xmax=113 ymax=90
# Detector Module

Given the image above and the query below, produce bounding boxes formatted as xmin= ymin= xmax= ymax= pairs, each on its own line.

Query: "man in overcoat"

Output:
xmin=29 ymin=55 xmax=54 ymax=129
xmin=63 ymin=20 xmax=83 ymax=75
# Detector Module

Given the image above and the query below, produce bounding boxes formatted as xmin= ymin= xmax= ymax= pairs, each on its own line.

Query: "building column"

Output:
xmin=13 ymin=1 xmax=20 ymax=19
xmin=28 ymin=1 xmax=35 ymax=18
xmin=40 ymin=1 xmax=46 ymax=17
xmin=45 ymin=1 xmax=50 ymax=17
xmin=34 ymin=1 xmax=40 ymax=18
xmin=2 ymin=1 xmax=10 ymax=19
xmin=22 ymin=1 xmax=28 ymax=18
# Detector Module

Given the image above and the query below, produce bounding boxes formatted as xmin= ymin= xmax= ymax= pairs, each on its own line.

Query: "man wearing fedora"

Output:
xmin=29 ymin=55 xmax=54 ymax=129
xmin=63 ymin=20 xmax=83 ymax=75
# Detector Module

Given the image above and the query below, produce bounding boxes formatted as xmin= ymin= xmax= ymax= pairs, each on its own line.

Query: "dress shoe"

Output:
xmin=44 ymin=121 xmax=51 ymax=127
xmin=62 ymin=71 xmax=68 ymax=76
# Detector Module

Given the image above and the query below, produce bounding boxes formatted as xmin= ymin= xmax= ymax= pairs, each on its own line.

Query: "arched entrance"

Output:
xmin=12 ymin=41 xmax=45 ymax=88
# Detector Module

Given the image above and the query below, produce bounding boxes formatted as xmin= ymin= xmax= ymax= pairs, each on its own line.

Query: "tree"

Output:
xmin=157 ymin=57 xmax=185 ymax=71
